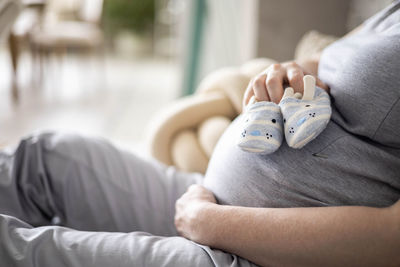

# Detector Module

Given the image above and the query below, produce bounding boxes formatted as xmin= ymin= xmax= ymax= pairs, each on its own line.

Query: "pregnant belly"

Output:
xmin=203 ymin=115 xmax=399 ymax=208
xmin=203 ymin=116 xmax=330 ymax=208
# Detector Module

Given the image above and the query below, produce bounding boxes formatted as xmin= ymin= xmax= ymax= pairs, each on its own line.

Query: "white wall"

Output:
xmin=256 ymin=0 xmax=392 ymax=61
xmin=257 ymin=0 xmax=350 ymax=61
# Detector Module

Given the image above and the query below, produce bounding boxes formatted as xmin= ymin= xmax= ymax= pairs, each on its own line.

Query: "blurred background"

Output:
xmin=0 ymin=0 xmax=391 ymax=154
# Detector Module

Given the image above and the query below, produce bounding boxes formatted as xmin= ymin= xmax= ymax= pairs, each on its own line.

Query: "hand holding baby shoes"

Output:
xmin=238 ymin=75 xmax=331 ymax=153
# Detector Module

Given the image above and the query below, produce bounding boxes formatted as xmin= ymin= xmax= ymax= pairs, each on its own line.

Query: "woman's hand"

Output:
xmin=174 ymin=184 xmax=217 ymax=243
xmin=243 ymin=60 xmax=329 ymax=107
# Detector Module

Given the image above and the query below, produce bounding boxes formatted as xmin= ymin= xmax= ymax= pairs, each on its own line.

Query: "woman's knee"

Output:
xmin=14 ymin=132 xmax=108 ymax=184
xmin=22 ymin=132 xmax=110 ymax=164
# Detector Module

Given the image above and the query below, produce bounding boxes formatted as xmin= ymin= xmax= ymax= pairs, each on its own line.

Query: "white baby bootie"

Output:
xmin=279 ymin=75 xmax=331 ymax=149
xmin=237 ymin=96 xmax=284 ymax=154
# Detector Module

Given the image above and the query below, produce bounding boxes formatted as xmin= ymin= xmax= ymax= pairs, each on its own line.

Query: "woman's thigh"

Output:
xmin=0 ymin=214 xmax=257 ymax=267
xmin=0 ymin=132 xmax=203 ymax=235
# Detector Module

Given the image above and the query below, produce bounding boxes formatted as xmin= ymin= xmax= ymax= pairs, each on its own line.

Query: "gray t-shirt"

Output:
xmin=203 ymin=2 xmax=400 ymax=208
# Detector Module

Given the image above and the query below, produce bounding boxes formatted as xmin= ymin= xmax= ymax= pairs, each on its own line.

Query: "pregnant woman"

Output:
xmin=1 ymin=2 xmax=400 ymax=267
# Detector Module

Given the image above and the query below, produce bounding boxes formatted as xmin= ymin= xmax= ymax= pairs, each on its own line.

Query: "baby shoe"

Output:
xmin=237 ymin=96 xmax=284 ymax=153
xmin=279 ymin=75 xmax=331 ymax=149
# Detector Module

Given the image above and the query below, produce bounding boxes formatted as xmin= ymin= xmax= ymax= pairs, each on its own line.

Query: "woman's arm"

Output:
xmin=203 ymin=200 xmax=400 ymax=267
xmin=175 ymin=185 xmax=400 ymax=267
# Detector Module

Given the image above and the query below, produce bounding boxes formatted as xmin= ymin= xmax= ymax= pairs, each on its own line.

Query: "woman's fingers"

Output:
xmin=253 ymin=74 xmax=270 ymax=102
xmin=242 ymin=73 xmax=269 ymax=108
xmin=287 ymin=62 xmax=305 ymax=94
xmin=242 ymin=61 xmax=330 ymax=111
xmin=265 ymin=65 xmax=285 ymax=104
xmin=316 ymin=77 xmax=329 ymax=92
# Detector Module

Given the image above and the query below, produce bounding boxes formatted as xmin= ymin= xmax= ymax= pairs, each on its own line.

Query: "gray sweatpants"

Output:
xmin=0 ymin=133 xmax=256 ymax=267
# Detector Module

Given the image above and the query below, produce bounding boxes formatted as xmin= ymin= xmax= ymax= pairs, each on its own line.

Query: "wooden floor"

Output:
xmin=0 ymin=49 xmax=180 ymax=156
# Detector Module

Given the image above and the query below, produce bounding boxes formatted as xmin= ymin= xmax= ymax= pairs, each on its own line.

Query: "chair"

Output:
xmin=0 ymin=0 xmax=25 ymax=99
xmin=0 ymin=0 xmax=22 ymax=41
xmin=29 ymin=0 xmax=104 ymax=84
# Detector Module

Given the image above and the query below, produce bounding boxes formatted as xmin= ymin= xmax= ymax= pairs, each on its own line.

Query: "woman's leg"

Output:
xmin=0 ymin=214 xmax=257 ymax=267
xmin=0 ymin=132 xmax=202 ymax=235
xmin=0 ymin=133 xmax=258 ymax=267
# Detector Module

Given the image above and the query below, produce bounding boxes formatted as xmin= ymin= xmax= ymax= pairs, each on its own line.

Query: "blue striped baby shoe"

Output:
xmin=279 ymin=75 xmax=331 ymax=149
xmin=237 ymin=98 xmax=283 ymax=154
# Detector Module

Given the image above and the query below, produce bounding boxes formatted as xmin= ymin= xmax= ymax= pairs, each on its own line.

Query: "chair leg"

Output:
xmin=97 ymin=44 xmax=108 ymax=91
xmin=30 ymin=44 xmax=38 ymax=87
xmin=8 ymin=33 xmax=19 ymax=100
xmin=55 ymin=46 xmax=65 ymax=77
xmin=38 ymin=48 xmax=49 ymax=89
